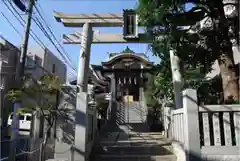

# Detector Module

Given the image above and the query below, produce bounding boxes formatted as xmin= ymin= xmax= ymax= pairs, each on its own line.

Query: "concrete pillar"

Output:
xmin=182 ymin=89 xmax=201 ymax=161
xmin=169 ymin=50 xmax=183 ymax=109
xmin=163 ymin=104 xmax=173 ymax=138
xmin=29 ymin=111 xmax=41 ymax=160
xmin=0 ymin=56 xmax=2 ymax=126
xmin=74 ymin=23 xmax=93 ymax=161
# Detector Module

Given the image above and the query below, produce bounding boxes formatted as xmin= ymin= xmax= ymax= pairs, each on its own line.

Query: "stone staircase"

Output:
xmin=126 ymin=101 xmax=147 ymax=123
xmin=116 ymin=101 xmax=147 ymax=124
xmin=90 ymin=101 xmax=176 ymax=161
xmin=90 ymin=131 xmax=176 ymax=161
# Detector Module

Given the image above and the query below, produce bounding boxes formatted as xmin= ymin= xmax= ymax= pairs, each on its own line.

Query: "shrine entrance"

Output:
xmin=116 ymin=71 xmax=140 ymax=102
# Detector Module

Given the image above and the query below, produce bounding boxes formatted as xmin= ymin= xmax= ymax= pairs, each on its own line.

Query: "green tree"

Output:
xmin=144 ymin=72 xmax=159 ymax=107
xmin=137 ymin=0 xmax=238 ymax=103
xmin=154 ymin=61 xmax=174 ymax=101
xmin=6 ymin=75 xmax=70 ymax=161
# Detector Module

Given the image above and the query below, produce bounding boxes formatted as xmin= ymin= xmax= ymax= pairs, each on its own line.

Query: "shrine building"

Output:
xmin=92 ymin=46 xmax=154 ymax=103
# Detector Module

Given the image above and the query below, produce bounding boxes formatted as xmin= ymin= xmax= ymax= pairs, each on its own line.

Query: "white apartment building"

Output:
xmin=26 ymin=47 xmax=67 ymax=83
xmin=0 ymin=37 xmax=67 ymax=126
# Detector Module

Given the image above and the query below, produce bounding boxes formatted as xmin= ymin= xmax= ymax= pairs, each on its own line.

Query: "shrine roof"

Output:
xmin=68 ymin=65 xmax=108 ymax=87
xmin=91 ymin=64 xmax=159 ymax=73
xmin=102 ymin=46 xmax=153 ymax=65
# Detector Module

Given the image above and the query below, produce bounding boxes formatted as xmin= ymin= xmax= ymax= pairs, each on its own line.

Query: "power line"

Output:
xmin=33 ymin=2 xmax=96 ymax=59
xmin=34 ymin=3 xmax=77 ymax=70
xmin=32 ymin=17 xmax=77 ymax=72
xmin=31 ymin=16 xmax=75 ymax=70
xmin=1 ymin=38 xmax=76 ymax=79
xmin=0 ymin=37 xmax=55 ymax=77
xmin=3 ymin=0 xmax=75 ymax=75
xmin=33 ymin=1 xmax=104 ymax=74
xmin=5 ymin=0 xmax=45 ymax=49
xmin=1 ymin=0 xmax=76 ymax=77
xmin=1 ymin=12 xmax=23 ymax=38
xmin=2 ymin=0 xmax=45 ymax=49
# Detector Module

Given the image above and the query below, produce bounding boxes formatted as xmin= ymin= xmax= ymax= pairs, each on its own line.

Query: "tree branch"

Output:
xmin=223 ymin=3 xmax=237 ymax=6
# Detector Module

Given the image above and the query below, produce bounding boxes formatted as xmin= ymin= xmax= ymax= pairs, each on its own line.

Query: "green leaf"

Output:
xmin=16 ymin=108 xmax=32 ymax=115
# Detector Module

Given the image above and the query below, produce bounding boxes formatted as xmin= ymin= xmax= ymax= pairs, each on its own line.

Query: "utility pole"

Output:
xmin=0 ymin=44 xmax=2 ymax=127
xmin=8 ymin=0 xmax=35 ymax=160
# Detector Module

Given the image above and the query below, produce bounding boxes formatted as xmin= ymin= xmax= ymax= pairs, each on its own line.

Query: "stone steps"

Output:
xmin=90 ymin=101 xmax=175 ymax=161
xmin=90 ymin=132 xmax=176 ymax=161
xmin=92 ymin=145 xmax=173 ymax=155
xmin=97 ymin=141 xmax=172 ymax=147
xmin=91 ymin=154 xmax=176 ymax=161
xmin=116 ymin=102 xmax=147 ymax=124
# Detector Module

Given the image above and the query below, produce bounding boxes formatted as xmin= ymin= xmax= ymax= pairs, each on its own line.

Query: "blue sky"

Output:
xmin=0 ymin=0 xmax=160 ymax=80
xmin=0 ymin=0 xmax=193 ymax=80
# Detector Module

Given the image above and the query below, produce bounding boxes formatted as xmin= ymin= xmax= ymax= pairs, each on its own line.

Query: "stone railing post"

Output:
xmin=163 ymin=103 xmax=173 ymax=138
xmin=182 ymin=89 xmax=201 ymax=161
xmin=164 ymin=106 xmax=173 ymax=138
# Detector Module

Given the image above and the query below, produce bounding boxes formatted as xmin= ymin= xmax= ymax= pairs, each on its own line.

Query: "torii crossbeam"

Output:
xmin=62 ymin=31 xmax=151 ymax=44
xmin=54 ymin=11 xmax=152 ymax=44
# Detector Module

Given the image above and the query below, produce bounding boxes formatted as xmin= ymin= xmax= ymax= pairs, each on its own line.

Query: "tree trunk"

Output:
xmin=212 ymin=2 xmax=239 ymax=103
xmin=218 ymin=53 xmax=238 ymax=102
xmin=40 ymin=126 xmax=50 ymax=161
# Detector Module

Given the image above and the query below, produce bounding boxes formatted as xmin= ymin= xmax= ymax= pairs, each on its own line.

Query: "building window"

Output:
xmin=52 ymin=64 xmax=56 ymax=73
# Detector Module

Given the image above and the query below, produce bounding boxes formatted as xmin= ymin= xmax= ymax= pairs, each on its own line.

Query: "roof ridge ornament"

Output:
xmin=122 ymin=46 xmax=134 ymax=53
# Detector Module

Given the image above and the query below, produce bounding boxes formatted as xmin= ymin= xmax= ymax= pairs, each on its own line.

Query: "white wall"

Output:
xmin=44 ymin=48 xmax=67 ymax=84
xmin=27 ymin=47 xmax=67 ymax=84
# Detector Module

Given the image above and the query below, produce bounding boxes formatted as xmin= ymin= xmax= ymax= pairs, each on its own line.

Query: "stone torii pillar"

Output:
xmin=74 ymin=23 xmax=93 ymax=161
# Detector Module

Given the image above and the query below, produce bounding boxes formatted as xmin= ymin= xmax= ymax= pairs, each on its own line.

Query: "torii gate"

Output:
xmin=54 ymin=10 xmax=183 ymax=161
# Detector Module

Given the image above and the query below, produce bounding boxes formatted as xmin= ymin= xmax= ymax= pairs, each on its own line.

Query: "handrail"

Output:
xmin=0 ymin=140 xmax=41 ymax=161
xmin=101 ymin=92 xmax=113 ymax=130
xmin=0 ymin=137 xmax=33 ymax=161
xmin=104 ymin=92 xmax=112 ymax=127
xmin=0 ymin=137 xmax=28 ymax=143
xmin=0 ymin=152 xmax=26 ymax=161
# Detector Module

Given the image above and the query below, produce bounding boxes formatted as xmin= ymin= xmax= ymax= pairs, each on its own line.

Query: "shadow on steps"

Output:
xmin=89 ymin=132 xmax=176 ymax=161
